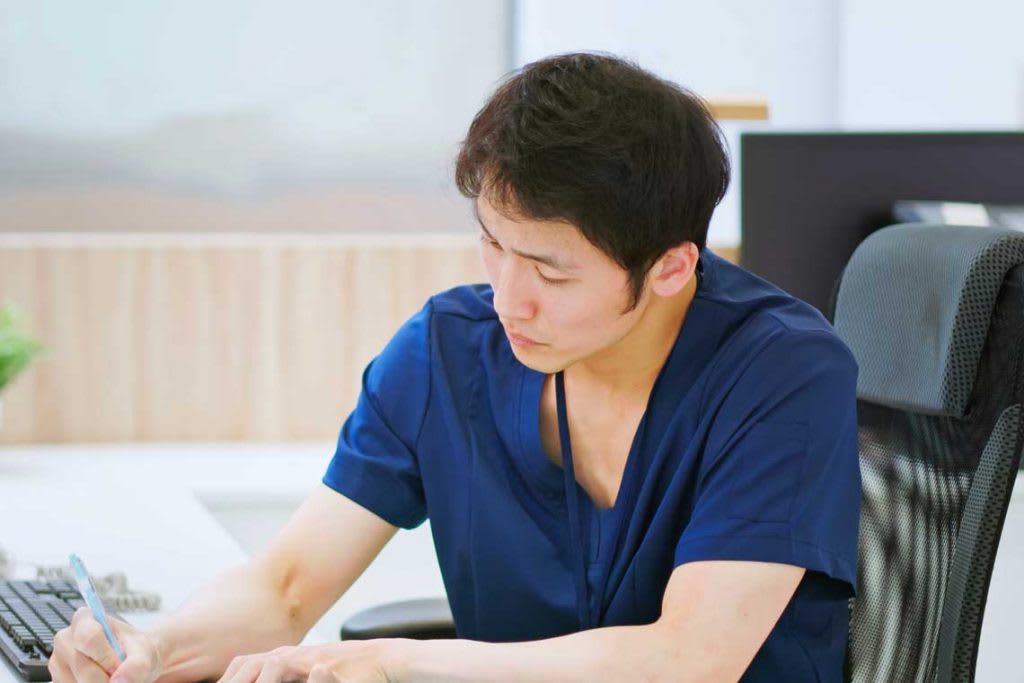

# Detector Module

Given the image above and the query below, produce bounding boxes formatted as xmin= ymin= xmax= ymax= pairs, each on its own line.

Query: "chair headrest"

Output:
xmin=833 ymin=223 xmax=1024 ymax=417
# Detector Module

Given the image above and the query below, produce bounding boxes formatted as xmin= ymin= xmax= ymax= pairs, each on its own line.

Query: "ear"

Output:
xmin=649 ymin=242 xmax=700 ymax=297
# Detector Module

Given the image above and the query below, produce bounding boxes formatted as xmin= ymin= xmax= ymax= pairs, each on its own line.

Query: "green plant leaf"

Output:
xmin=0 ymin=305 xmax=44 ymax=393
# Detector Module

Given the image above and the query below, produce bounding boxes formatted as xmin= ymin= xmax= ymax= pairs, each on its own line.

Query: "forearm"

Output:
xmin=148 ymin=561 xmax=301 ymax=683
xmin=396 ymin=620 xmax=719 ymax=683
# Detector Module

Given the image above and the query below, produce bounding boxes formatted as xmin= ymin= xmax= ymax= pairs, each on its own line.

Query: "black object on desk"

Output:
xmin=0 ymin=579 xmax=106 ymax=682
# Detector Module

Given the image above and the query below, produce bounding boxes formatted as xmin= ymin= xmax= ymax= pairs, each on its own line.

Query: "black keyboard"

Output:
xmin=0 ymin=580 xmax=87 ymax=682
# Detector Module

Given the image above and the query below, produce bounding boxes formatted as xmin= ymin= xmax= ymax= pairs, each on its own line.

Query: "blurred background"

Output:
xmin=4 ymin=0 xmax=1023 ymax=445
xmin=0 ymin=1 xmax=505 ymax=236
xmin=3 ymin=0 xmax=1020 ymax=243
xmin=1 ymin=2 xmax=1023 ymax=676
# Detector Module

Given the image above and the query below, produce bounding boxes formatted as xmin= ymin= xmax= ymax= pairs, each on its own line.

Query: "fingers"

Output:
xmin=308 ymin=664 xmax=338 ymax=683
xmin=219 ymin=656 xmax=264 ymax=683
xmin=70 ymin=607 xmax=122 ymax=674
xmin=218 ymin=653 xmax=252 ymax=683
xmin=47 ymin=633 xmax=75 ymax=683
xmin=217 ymin=655 xmax=245 ymax=683
xmin=252 ymin=657 xmax=285 ymax=683
xmin=219 ymin=651 xmax=317 ymax=683
xmin=70 ymin=649 xmax=112 ymax=683
xmin=50 ymin=610 xmax=121 ymax=683
xmin=110 ymin=649 xmax=157 ymax=683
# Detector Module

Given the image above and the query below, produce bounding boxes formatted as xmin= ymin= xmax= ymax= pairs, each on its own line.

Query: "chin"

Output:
xmin=510 ymin=347 xmax=572 ymax=374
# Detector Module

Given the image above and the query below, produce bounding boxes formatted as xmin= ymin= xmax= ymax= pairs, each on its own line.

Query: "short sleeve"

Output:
xmin=322 ymin=302 xmax=432 ymax=529
xmin=675 ymin=328 xmax=861 ymax=594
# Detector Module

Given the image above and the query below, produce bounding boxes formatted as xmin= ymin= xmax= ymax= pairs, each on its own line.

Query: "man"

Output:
xmin=51 ymin=53 xmax=860 ymax=682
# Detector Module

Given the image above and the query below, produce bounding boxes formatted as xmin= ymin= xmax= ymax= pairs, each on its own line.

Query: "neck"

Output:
xmin=570 ymin=274 xmax=698 ymax=398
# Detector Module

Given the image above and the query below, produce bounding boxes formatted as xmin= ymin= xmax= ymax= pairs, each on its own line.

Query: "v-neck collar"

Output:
xmin=511 ymin=249 xmax=721 ymax=628
xmin=517 ymin=368 xmax=649 ymax=512
xmin=516 ymin=249 xmax=713 ymax=509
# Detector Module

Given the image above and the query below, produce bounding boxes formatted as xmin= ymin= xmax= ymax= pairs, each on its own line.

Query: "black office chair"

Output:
xmin=340 ymin=597 xmax=454 ymax=641
xmin=343 ymin=223 xmax=1024 ymax=683
xmin=831 ymin=223 xmax=1024 ymax=682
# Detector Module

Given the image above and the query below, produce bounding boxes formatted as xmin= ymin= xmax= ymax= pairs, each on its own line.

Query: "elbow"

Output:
xmin=254 ymin=557 xmax=310 ymax=639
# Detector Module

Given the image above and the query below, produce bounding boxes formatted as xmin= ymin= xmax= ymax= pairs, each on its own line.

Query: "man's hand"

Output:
xmin=214 ymin=558 xmax=806 ymax=683
xmin=49 ymin=608 xmax=163 ymax=683
xmin=215 ymin=641 xmax=409 ymax=683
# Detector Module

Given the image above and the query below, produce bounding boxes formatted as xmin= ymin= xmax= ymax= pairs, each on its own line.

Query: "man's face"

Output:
xmin=475 ymin=194 xmax=650 ymax=374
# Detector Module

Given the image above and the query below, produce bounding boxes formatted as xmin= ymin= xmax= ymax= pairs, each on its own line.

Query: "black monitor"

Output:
xmin=739 ymin=132 xmax=1024 ymax=315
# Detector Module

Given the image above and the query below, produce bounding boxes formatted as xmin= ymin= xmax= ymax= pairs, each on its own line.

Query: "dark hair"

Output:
xmin=455 ymin=52 xmax=730 ymax=308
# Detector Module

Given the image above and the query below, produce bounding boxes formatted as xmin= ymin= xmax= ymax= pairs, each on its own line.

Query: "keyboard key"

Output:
xmin=11 ymin=583 xmax=38 ymax=600
xmin=13 ymin=628 xmax=38 ymax=651
xmin=5 ymin=600 xmax=29 ymax=619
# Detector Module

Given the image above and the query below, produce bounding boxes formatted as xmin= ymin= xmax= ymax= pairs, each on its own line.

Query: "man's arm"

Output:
xmin=149 ymin=484 xmax=397 ymax=683
xmin=393 ymin=560 xmax=804 ymax=683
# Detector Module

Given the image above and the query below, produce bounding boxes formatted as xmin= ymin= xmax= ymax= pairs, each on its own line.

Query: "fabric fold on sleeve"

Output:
xmin=322 ymin=301 xmax=433 ymax=529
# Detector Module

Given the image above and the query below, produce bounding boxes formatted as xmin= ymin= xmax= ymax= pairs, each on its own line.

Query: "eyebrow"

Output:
xmin=473 ymin=207 xmax=579 ymax=272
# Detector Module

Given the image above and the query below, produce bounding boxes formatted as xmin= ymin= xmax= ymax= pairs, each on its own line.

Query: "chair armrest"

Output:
xmin=339 ymin=597 xmax=455 ymax=640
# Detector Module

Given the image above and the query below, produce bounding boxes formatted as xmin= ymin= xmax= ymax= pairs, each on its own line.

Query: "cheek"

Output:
xmin=544 ymin=294 xmax=608 ymax=340
xmin=549 ymin=288 xmax=634 ymax=346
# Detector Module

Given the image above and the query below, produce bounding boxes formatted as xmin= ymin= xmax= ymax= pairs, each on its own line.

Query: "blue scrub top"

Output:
xmin=323 ymin=248 xmax=861 ymax=681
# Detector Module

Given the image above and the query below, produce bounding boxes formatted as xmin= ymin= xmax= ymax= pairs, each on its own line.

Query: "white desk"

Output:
xmin=1 ymin=444 xmax=1022 ymax=682
xmin=0 ymin=443 xmax=445 ymax=683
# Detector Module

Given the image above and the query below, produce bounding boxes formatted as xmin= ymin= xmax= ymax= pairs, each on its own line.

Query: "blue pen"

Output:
xmin=68 ymin=553 xmax=127 ymax=662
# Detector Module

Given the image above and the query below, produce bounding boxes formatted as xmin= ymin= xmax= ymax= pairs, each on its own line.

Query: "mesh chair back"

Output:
xmin=830 ymin=224 xmax=1024 ymax=683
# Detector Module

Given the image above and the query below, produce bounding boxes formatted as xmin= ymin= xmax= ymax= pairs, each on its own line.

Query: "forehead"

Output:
xmin=474 ymin=195 xmax=602 ymax=258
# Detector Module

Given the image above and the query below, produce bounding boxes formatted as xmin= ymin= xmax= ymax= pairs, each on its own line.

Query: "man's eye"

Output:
xmin=480 ymin=235 xmax=502 ymax=250
xmin=537 ymin=269 xmax=570 ymax=286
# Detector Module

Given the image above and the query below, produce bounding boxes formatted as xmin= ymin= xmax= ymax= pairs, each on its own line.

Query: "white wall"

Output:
xmin=0 ymin=1 xmax=510 ymax=196
xmin=10 ymin=1 xmax=1019 ymax=239
xmin=840 ymin=0 xmax=1024 ymax=129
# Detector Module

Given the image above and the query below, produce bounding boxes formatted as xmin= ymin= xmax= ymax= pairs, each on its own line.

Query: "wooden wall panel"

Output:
xmin=0 ymin=235 xmax=737 ymax=444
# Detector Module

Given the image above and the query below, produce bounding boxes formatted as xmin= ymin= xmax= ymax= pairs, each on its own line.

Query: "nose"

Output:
xmin=491 ymin=256 xmax=538 ymax=323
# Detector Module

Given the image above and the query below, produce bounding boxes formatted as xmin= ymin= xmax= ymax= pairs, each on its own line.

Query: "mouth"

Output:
xmin=506 ymin=330 xmax=544 ymax=348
